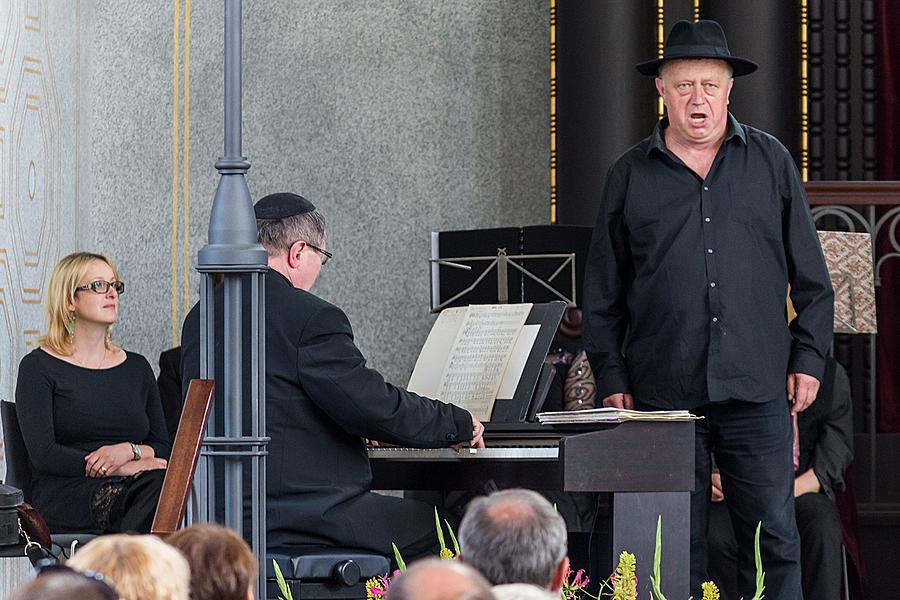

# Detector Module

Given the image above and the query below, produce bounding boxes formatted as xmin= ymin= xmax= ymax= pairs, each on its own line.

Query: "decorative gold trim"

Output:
xmin=657 ymin=0 xmax=665 ymax=119
xmin=800 ymin=0 xmax=809 ymax=182
xmin=693 ymin=0 xmax=700 ymax=22
xmin=170 ymin=0 xmax=181 ymax=346
xmin=170 ymin=1 xmax=191 ymax=345
xmin=550 ymin=0 xmax=557 ymax=224
xmin=182 ymin=0 xmax=191 ymax=317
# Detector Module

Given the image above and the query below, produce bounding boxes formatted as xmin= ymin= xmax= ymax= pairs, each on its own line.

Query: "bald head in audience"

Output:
xmin=458 ymin=489 xmax=569 ymax=593
xmin=491 ymin=583 xmax=561 ymax=600
xmin=385 ymin=558 xmax=495 ymax=600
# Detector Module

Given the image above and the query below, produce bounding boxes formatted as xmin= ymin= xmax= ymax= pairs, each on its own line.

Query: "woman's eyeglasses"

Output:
xmin=75 ymin=280 xmax=125 ymax=295
xmin=34 ymin=560 xmax=120 ymax=600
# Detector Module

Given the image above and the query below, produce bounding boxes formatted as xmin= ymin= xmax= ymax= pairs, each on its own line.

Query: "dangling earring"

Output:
xmin=65 ymin=312 xmax=76 ymax=343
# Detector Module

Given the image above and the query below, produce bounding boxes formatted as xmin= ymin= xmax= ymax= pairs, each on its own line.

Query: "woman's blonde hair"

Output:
xmin=39 ymin=252 xmax=119 ymax=355
xmin=68 ymin=534 xmax=191 ymax=600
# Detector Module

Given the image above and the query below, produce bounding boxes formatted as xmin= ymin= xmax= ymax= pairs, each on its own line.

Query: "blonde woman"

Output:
xmin=15 ymin=252 xmax=170 ymax=533
xmin=68 ymin=534 xmax=190 ymax=600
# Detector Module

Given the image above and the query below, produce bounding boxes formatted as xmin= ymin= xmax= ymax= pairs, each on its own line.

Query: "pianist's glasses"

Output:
xmin=306 ymin=243 xmax=333 ymax=266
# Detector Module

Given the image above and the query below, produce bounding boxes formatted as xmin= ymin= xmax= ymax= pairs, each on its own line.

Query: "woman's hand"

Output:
xmin=85 ymin=443 xmax=134 ymax=478
xmin=108 ymin=457 xmax=167 ymax=477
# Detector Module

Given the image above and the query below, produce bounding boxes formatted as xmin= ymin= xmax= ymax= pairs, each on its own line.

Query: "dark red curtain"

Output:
xmin=876 ymin=0 xmax=900 ymax=431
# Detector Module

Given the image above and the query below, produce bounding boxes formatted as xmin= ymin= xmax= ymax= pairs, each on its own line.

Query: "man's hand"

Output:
xmin=793 ymin=468 xmax=821 ymax=498
xmin=602 ymin=393 xmax=634 ymax=410
xmin=787 ymin=372 xmax=820 ymax=415
xmin=469 ymin=416 xmax=485 ymax=449
xmin=452 ymin=415 xmax=486 ymax=452
xmin=710 ymin=472 xmax=725 ymax=502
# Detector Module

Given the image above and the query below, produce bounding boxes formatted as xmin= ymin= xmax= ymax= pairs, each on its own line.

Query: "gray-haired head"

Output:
xmin=458 ymin=489 xmax=568 ymax=589
xmin=256 ymin=210 xmax=327 ymax=257
xmin=385 ymin=558 xmax=495 ymax=600
xmin=254 ymin=192 xmax=327 ymax=257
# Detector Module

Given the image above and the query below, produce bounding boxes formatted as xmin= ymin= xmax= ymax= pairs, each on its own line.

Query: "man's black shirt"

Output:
xmin=583 ymin=114 xmax=833 ymax=409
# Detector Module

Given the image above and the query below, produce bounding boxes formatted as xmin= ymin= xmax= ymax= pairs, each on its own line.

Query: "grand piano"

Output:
xmin=369 ymin=419 xmax=693 ymax=597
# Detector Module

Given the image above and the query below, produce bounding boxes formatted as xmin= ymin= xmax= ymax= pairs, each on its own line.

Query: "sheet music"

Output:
xmin=438 ymin=304 xmax=532 ymax=420
xmin=407 ymin=307 xmax=467 ymax=398
xmin=537 ymin=408 xmax=701 ymax=424
xmin=496 ymin=324 xmax=541 ymax=399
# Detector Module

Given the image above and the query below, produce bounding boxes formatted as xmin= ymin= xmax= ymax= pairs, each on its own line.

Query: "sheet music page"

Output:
xmin=438 ymin=303 xmax=533 ymax=420
xmin=496 ymin=324 xmax=541 ymax=399
xmin=407 ymin=307 xmax=467 ymax=398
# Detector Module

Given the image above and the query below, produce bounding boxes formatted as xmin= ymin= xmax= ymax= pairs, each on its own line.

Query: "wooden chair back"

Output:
xmin=151 ymin=379 xmax=214 ymax=535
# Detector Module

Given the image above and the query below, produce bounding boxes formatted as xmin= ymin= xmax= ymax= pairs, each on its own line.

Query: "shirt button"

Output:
xmin=703 ymin=186 xmax=709 ymax=191
xmin=712 ymin=317 xmax=719 ymax=323
xmin=710 ymin=282 xmax=717 ymax=288
xmin=704 ymin=217 xmax=711 ymax=223
xmin=707 ymin=248 xmax=714 ymax=254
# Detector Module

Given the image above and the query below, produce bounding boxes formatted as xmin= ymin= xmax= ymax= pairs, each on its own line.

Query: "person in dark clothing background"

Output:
xmin=181 ymin=192 xmax=485 ymax=558
xmin=16 ymin=252 xmax=169 ymax=534
xmin=707 ymin=357 xmax=853 ymax=599
xmin=582 ymin=21 xmax=834 ymax=598
xmin=156 ymin=345 xmax=182 ymax=444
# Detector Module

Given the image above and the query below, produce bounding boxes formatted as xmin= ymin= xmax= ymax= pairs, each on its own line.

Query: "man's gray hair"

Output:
xmin=256 ymin=210 xmax=326 ymax=256
xmin=459 ymin=489 xmax=567 ymax=588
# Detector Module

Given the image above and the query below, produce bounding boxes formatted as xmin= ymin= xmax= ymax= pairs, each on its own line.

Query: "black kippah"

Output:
xmin=254 ymin=192 xmax=316 ymax=219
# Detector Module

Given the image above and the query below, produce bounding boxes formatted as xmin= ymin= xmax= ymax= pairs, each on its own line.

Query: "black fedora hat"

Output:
xmin=636 ymin=20 xmax=758 ymax=77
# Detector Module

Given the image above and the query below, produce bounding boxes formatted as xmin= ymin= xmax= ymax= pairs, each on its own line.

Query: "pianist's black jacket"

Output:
xmin=181 ymin=269 xmax=473 ymax=552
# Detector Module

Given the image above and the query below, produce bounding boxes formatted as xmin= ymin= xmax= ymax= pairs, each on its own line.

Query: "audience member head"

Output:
xmin=168 ymin=523 xmax=258 ymax=600
xmin=67 ymin=534 xmax=190 ymax=600
xmin=459 ymin=489 xmax=569 ymax=592
xmin=10 ymin=563 xmax=119 ymax=600
xmin=491 ymin=583 xmax=561 ymax=600
xmin=386 ymin=558 xmax=495 ymax=600
xmin=40 ymin=251 xmax=120 ymax=354
xmin=255 ymin=192 xmax=328 ymax=291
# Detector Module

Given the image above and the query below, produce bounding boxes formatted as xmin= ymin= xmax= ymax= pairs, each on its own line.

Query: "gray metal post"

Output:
xmin=192 ymin=1 xmax=269 ymax=597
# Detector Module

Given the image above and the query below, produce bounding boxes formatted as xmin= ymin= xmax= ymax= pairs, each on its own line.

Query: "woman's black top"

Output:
xmin=15 ymin=348 xmax=170 ymax=532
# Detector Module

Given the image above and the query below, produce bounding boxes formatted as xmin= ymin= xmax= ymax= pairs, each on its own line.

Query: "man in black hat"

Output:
xmin=181 ymin=192 xmax=485 ymax=558
xmin=582 ymin=20 xmax=833 ymax=599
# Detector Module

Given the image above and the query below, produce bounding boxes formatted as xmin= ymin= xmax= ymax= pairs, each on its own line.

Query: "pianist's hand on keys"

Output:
xmin=364 ymin=415 xmax=486 ymax=452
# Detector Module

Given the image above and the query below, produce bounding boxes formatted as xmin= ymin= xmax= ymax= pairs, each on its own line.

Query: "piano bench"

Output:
xmin=266 ymin=548 xmax=390 ymax=600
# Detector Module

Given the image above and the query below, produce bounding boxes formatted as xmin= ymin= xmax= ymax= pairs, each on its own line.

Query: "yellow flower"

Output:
xmin=439 ymin=547 xmax=455 ymax=560
xmin=612 ymin=552 xmax=637 ymax=600
xmin=365 ymin=576 xmax=389 ymax=598
xmin=701 ymin=581 xmax=721 ymax=600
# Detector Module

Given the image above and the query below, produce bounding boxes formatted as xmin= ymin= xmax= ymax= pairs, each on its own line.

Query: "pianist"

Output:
xmin=181 ymin=192 xmax=485 ymax=558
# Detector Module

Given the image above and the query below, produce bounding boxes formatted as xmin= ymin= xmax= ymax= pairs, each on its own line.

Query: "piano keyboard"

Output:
xmin=367 ymin=446 xmax=559 ymax=460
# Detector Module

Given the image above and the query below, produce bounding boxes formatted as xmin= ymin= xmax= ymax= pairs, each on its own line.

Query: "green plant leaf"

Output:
xmin=750 ymin=522 xmax=765 ymax=600
xmin=434 ymin=507 xmax=447 ymax=551
xmin=445 ymin=519 xmax=461 ymax=556
xmin=649 ymin=515 xmax=668 ymax=600
xmin=392 ymin=542 xmax=407 ymax=572
xmin=272 ymin=559 xmax=293 ymax=600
